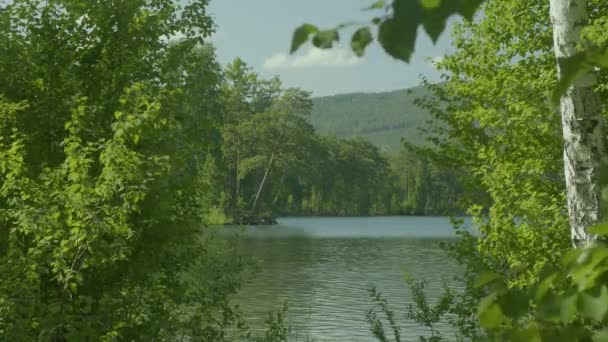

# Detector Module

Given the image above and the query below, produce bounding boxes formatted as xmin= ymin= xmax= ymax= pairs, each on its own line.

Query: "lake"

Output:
xmin=227 ymin=216 xmax=467 ymax=341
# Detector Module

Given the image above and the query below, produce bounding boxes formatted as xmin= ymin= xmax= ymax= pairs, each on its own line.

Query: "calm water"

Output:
xmin=227 ymin=216 xmax=467 ymax=341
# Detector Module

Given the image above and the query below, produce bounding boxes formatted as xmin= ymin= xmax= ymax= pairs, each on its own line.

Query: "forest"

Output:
xmin=310 ymin=86 xmax=432 ymax=151
xmin=1 ymin=0 xmax=608 ymax=341
xmin=200 ymin=59 xmax=463 ymax=222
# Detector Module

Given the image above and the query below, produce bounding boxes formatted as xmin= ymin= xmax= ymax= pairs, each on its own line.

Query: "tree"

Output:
xmin=0 ymin=1 xmax=253 ymax=340
xmin=550 ymin=0 xmax=607 ymax=246
xmin=221 ymin=59 xmax=261 ymax=213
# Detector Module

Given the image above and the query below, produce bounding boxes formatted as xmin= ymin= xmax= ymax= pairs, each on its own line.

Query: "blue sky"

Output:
xmin=207 ymin=0 xmax=455 ymax=97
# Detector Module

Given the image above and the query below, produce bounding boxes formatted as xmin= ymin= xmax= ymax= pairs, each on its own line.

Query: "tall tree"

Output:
xmin=550 ymin=0 xmax=607 ymax=246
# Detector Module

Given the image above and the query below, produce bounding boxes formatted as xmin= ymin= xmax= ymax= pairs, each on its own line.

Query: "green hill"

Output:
xmin=311 ymin=85 xmax=432 ymax=152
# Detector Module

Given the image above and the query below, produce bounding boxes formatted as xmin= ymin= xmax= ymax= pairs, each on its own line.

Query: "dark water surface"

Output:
xmin=227 ymin=216 xmax=467 ymax=341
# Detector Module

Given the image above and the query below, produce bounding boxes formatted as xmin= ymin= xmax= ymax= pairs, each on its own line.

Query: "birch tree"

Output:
xmin=550 ymin=0 xmax=607 ymax=246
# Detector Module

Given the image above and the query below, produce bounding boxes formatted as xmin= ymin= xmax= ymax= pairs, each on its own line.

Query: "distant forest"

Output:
xmin=311 ymin=85 xmax=433 ymax=152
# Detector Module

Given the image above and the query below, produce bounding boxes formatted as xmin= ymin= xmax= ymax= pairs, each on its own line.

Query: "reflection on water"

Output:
xmin=227 ymin=216 xmax=467 ymax=342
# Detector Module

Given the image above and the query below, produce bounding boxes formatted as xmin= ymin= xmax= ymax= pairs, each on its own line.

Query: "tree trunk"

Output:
xmin=251 ymin=152 xmax=275 ymax=212
xmin=235 ymin=139 xmax=241 ymax=206
xmin=550 ymin=0 xmax=607 ymax=247
xmin=271 ymin=171 xmax=287 ymax=206
xmin=251 ymin=128 xmax=286 ymax=212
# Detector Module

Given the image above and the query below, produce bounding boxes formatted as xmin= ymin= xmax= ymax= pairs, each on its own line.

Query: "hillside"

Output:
xmin=311 ymin=85 xmax=433 ymax=152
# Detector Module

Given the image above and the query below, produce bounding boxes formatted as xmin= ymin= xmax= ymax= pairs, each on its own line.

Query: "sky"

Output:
xmin=207 ymin=0 xmax=456 ymax=97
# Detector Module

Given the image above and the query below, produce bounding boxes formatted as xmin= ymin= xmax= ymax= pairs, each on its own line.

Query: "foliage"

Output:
xmin=290 ymin=0 xmax=484 ymax=63
xmin=0 ymin=0 xmax=276 ymax=340
xmin=254 ymin=303 xmax=290 ymax=342
xmin=424 ymin=0 xmax=578 ymax=286
xmin=367 ymin=276 xmax=455 ymax=342
xmin=475 ymin=230 xmax=608 ymax=341
xmin=367 ymin=288 xmax=403 ymax=342
xmin=404 ymin=276 xmax=454 ymax=341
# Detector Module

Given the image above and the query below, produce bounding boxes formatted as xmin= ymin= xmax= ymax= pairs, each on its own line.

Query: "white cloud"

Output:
xmin=263 ymin=46 xmax=363 ymax=70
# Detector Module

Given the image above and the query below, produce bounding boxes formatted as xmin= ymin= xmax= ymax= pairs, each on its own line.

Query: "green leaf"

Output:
xmin=351 ymin=27 xmax=373 ymax=57
xmin=543 ymin=327 xmax=582 ymax=342
xmin=562 ymin=248 xmax=583 ymax=268
xmin=455 ymin=0 xmax=485 ymax=21
xmin=420 ymin=0 xmax=442 ymax=10
xmin=578 ymin=286 xmax=608 ymax=321
xmin=498 ymin=289 xmax=529 ymax=318
xmin=419 ymin=1 xmax=451 ymax=43
xmin=600 ymin=163 xmax=608 ymax=188
xmin=535 ymin=273 xmax=557 ymax=301
xmin=312 ymin=30 xmax=340 ymax=49
xmin=365 ymin=0 xmax=386 ymax=10
xmin=553 ymin=53 xmax=591 ymax=103
xmin=560 ymin=294 xmax=578 ymax=323
xmin=588 ymin=48 xmax=608 ymax=68
xmin=378 ymin=18 xmax=417 ymax=63
xmin=508 ymin=325 xmax=542 ymax=342
xmin=474 ymin=271 xmax=502 ymax=289
xmin=291 ymin=24 xmax=319 ymax=53
xmin=594 ymin=328 xmax=608 ymax=342
xmin=553 ymin=47 xmax=608 ymax=103
xmin=590 ymin=223 xmax=608 ymax=236
xmin=478 ymin=294 xmax=504 ymax=329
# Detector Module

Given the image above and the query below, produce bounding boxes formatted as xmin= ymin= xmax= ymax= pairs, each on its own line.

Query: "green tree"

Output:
xmin=221 ymin=59 xmax=264 ymax=213
xmin=0 ymin=1 xmax=252 ymax=340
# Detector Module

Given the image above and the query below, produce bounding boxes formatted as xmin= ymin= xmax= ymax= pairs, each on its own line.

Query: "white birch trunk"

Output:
xmin=251 ymin=152 xmax=275 ymax=212
xmin=550 ymin=0 xmax=607 ymax=247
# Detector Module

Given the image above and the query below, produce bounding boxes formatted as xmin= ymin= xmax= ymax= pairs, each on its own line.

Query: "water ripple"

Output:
xmin=229 ymin=217 xmax=466 ymax=341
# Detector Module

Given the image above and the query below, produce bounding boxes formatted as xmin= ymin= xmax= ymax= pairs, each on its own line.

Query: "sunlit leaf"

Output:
xmin=420 ymin=0 xmax=442 ymax=9
xmin=588 ymin=48 xmax=608 ymax=68
xmin=590 ymin=223 xmax=608 ymax=236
